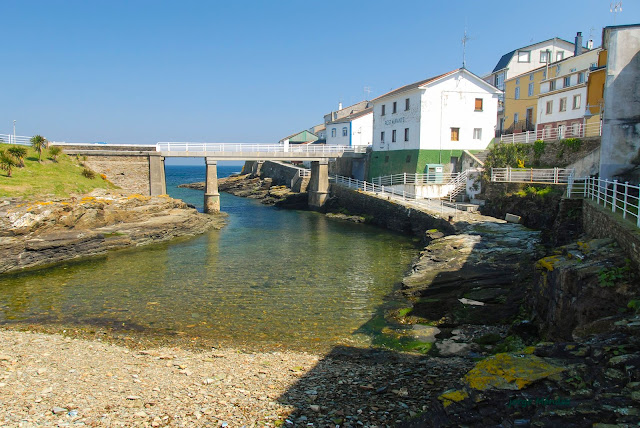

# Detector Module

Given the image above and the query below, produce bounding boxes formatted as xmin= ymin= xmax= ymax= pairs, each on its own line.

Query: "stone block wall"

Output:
xmin=82 ymin=155 xmax=151 ymax=195
xmin=329 ymin=184 xmax=455 ymax=237
xmin=582 ymin=199 xmax=640 ymax=267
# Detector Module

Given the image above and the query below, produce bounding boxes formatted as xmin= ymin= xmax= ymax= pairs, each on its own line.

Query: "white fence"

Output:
xmin=331 ymin=175 xmax=464 ymax=216
xmin=0 ymin=133 xmax=32 ymax=146
xmin=568 ymin=177 xmax=640 ymax=228
xmin=499 ymin=121 xmax=601 ymax=144
xmin=491 ymin=167 xmax=575 ymax=184
xmin=157 ymin=142 xmax=365 ymax=155
xmin=372 ymin=172 xmax=461 ymax=186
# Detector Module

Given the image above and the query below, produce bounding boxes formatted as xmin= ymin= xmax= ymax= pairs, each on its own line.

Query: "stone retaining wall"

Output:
xmin=582 ymin=199 xmax=640 ymax=267
xmin=82 ymin=155 xmax=151 ymax=195
xmin=329 ymin=184 xmax=455 ymax=237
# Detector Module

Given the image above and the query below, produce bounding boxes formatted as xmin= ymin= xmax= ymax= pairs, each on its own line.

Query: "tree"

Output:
xmin=30 ymin=135 xmax=47 ymax=162
xmin=7 ymin=145 xmax=27 ymax=167
xmin=48 ymin=146 xmax=62 ymax=162
xmin=0 ymin=150 xmax=17 ymax=177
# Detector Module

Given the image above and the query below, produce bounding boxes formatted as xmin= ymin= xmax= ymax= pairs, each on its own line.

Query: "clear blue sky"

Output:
xmin=2 ymin=0 xmax=637 ymax=146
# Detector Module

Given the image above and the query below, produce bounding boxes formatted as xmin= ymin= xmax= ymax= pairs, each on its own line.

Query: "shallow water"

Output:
xmin=0 ymin=165 xmax=418 ymax=351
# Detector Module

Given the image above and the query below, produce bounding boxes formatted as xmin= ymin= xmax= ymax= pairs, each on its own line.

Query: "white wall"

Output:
xmin=505 ymin=40 xmax=575 ymax=80
xmin=372 ymin=90 xmax=422 ymax=151
xmin=537 ymin=86 xmax=587 ymax=125
xmin=421 ymin=71 xmax=500 ymax=151
xmin=350 ymin=112 xmax=373 ymax=147
xmin=325 ymin=123 xmax=350 ymax=146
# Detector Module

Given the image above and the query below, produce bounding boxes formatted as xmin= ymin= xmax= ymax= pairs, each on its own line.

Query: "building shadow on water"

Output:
xmin=275 ymin=221 xmax=542 ymax=427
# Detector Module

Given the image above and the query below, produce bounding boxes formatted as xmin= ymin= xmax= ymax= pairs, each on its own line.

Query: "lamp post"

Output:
xmin=13 ymin=120 xmax=16 ymax=145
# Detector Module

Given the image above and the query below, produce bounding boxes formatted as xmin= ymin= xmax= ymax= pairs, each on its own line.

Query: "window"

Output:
xmin=473 ymin=128 xmax=482 ymax=140
xmin=517 ymin=50 xmax=531 ymax=63
xmin=556 ymin=51 xmax=564 ymax=61
xmin=342 ymin=127 xmax=348 ymax=136
xmin=546 ymin=100 xmax=553 ymax=114
xmin=381 ymin=105 xmax=386 ymax=116
xmin=514 ymin=113 xmax=519 ymax=123
xmin=331 ymin=128 xmax=336 ymax=137
xmin=530 ymin=73 xmax=534 ymax=81
xmin=405 ymin=98 xmax=410 ymax=111
xmin=495 ymin=73 xmax=505 ymax=90
xmin=540 ymin=51 xmax=549 ymax=63
xmin=571 ymin=123 xmax=580 ymax=136
xmin=516 ymin=78 xmax=520 ymax=85
xmin=578 ymin=72 xmax=585 ymax=84
xmin=563 ymin=76 xmax=571 ymax=88
xmin=543 ymin=70 xmax=547 ymax=79
xmin=528 ymin=82 xmax=534 ymax=96
xmin=392 ymin=130 xmax=397 ymax=142
xmin=392 ymin=101 xmax=397 ymax=114
xmin=380 ymin=131 xmax=385 ymax=142
xmin=573 ymin=94 xmax=581 ymax=109
xmin=515 ymin=87 xmax=520 ymax=100
xmin=549 ymin=80 xmax=556 ymax=91
xmin=474 ymin=98 xmax=483 ymax=111
xmin=404 ymin=128 xmax=409 ymax=141
xmin=560 ymin=97 xmax=567 ymax=112
xmin=451 ymin=127 xmax=459 ymax=141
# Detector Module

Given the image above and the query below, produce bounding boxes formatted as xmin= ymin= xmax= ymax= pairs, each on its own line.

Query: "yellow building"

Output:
xmin=502 ymin=66 xmax=547 ymax=134
xmin=585 ymin=49 xmax=607 ymax=136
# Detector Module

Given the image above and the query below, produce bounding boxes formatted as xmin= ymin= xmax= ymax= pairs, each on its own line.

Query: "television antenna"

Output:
xmin=461 ymin=27 xmax=473 ymax=68
xmin=610 ymin=1 xmax=622 ymax=25
xmin=364 ymin=86 xmax=372 ymax=99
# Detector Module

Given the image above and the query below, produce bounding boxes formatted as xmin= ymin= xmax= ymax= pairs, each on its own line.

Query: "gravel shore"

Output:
xmin=0 ymin=329 xmax=471 ymax=427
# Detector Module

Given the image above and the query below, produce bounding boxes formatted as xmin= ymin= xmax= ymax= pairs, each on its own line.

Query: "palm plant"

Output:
xmin=7 ymin=145 xmax=27 ymax=167
xmin=0 ymin=150 xmax=17 ymax=177
xmin=48 ymin=146 xmax=62 ymax=162
xmin=30 ymin=135 xmax=47 ymax=162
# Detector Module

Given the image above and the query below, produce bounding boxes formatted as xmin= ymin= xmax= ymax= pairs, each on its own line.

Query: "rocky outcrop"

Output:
xmin=0 ymin=190 xmax=225 ymax=274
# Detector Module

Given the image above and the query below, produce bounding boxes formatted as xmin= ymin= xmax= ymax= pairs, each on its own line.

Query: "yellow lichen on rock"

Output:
xmin=438 ymin=389 xmax=469 ymax=408
xmin=536 ymin=255 xmax=561 ymax=272
xmin=464 ymin=353 xmax=566 ymax=391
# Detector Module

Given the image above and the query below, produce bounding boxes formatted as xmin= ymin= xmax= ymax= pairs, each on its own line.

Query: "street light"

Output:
xmin=13 ymin=120 xmax=16 ymax=145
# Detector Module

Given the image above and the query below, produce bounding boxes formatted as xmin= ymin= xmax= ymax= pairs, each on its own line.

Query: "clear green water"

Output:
xmin=0 ymin=166 xmax=418 ymax=351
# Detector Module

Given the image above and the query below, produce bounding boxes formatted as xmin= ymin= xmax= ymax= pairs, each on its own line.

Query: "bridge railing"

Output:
xmin=156 ymin=142 xmax=364 ymax=155
xmin=372 ymin=172 xmax=462 ymax=186
xmin=491 ymin=167 xmax=575 ymax=184
xmin=568 ymin=177 xmax=640 ymax=229
xmin=0 ymin=133 xmax=32 ymax=146
xmin=331 ymin=175 xmax=464 ymax=216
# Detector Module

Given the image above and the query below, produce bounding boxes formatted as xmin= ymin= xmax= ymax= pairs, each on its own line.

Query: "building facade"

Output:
xmin=369 ymin=68 xmax=500 ymax=179
xmin=325 ymin=108 xmax=373 ymax=147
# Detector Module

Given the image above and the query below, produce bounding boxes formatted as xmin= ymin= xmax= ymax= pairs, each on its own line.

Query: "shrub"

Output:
xmin=48 ymin=146 xmax=62 ymax=162
xmin=82 ymin=168 xmax=96 ymax=179
xmin=7 ymin=146 xmax=27 ymax=167
xmin=482 ymin=142 xmax=530 ymax=181
xmin=562 ymin=138 xmax=582 ymax=152
xmin=533 ymin=140 xmax=545 ymax=164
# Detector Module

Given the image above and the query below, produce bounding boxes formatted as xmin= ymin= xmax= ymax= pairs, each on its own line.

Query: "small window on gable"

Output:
xmin=540 ymin=51 xmax=549 ymax=63
xmin=331 ymin=128 xmax=336 ymax=137
xmin=381 ymin=105 xmax=386 ymax=116
xmin=392 ymin=101 xmax=397 ymax=114
xmin=474 ymin=98 xmax=483 ymax=111
xmin=451 ymin=127 xmax=459 ymax=141
xmin=405 ymin=98 xmax=410 ymax=111
xmin=342 ymin=127 xmax=348 ymax=136
xmin=556 ymin=51 xmax=564 ymax=61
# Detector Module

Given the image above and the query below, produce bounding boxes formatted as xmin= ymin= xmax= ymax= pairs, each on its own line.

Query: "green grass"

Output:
xmin=0 ymin=143 xmax=117 ymax=199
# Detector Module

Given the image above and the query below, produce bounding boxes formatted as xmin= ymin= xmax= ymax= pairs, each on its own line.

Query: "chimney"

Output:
xmin=575 ymin=32 xmax=583 ymax=56
xmin=587 ymin=39 xmax=594 ymax=49
xmin=338 ymin=102 xmax=343 ymax=110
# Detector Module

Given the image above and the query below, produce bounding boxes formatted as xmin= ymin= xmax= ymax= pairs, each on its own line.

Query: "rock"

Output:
xmin=505 ymin=213 xmax=522 ymax=223
xmin=202 ymin=378 xmax=215 ymax=385
xmin=52 ymin=407 xmax=68 ymax=414
xmin=464 ymin=353 xmax=566 ymax=391
xmin=126 ymin=395 xmax=142 ymax=400
xmin=0 ymin=355 xmax=11 ymax=361
xmin=310 ymin=404 xmax=320 ymax=412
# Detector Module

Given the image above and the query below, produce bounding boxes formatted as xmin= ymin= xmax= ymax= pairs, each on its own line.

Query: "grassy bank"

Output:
xmin=0 ymin=143 xmax=117 ymax=199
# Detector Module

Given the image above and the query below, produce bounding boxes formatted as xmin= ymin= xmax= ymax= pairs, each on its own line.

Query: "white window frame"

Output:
xmin=528 ymin=82 xmax=534 ymax=97
xmin=517 ymin=50 xmax=531 ymax=63
xmin=473 ymin=128 xmax=482 ymax=140
xmin=546 ymin=100 xmax=553 ymax=114
xmin=556 ymin=51 xmax=564 ymax=61
xmin=331 ymin=128 xmax=336 ymax=137
xmin=540 ymin=51 xmax=549 ymax=63
xmin=563 ymin=76 xmax=571 ymax=88
xmin=560 ymin=97 xmax=567 ymax=112
xmin=573 ymin=94 xmax=581 ymax=110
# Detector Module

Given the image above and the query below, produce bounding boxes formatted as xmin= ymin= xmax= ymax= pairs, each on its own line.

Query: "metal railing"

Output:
xmin=568 ymin=177 xmax=640 ymax=228
xmin=0 ymin=133 xmax=32 ymax=146
xmin=331 ymin=175 xmax=464 ymax=216
xmin=290 ymin=168 xmax=311 ymax=188
xmin=156 ymin=142 xmax=366 ymax=154
xmin=499 ymin=121 xmax=602 ymax=144
xmin=446 ymin=169 xmax=469 ymax=202
xmin=491 ymin=167 xmax=575 ymax=184
xmin=372 ymin=172 xmax=461 ymax=186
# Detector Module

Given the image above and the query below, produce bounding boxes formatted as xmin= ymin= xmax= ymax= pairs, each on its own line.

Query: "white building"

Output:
xmin=369 ymin=68 xmax=501 ymax=178
xmin=536 ymin=48 xmax=600 ymax=138
xmin=325 ymin=108 xmax=373 ymax=147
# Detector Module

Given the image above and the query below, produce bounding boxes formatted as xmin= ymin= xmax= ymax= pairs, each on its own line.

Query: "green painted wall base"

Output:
xmin=368 ymin=149 xmax=464 ymax=180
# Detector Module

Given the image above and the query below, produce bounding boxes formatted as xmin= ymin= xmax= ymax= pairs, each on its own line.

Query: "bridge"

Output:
xmin=53 ymin=142 xmax=367 ymax=213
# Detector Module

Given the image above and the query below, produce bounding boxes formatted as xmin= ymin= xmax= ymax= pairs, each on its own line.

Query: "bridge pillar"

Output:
xmin=308 ymin=159 xmax=329 ymax=209
xmin=204 ymin=158 xmax=220 ymax=213
xmin=149 ymin=153 xmax=166 ymax=196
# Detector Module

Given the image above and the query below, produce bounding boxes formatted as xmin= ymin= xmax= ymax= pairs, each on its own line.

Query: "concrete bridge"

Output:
xmin=54 ymin=142 xmax=367 ymax=212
